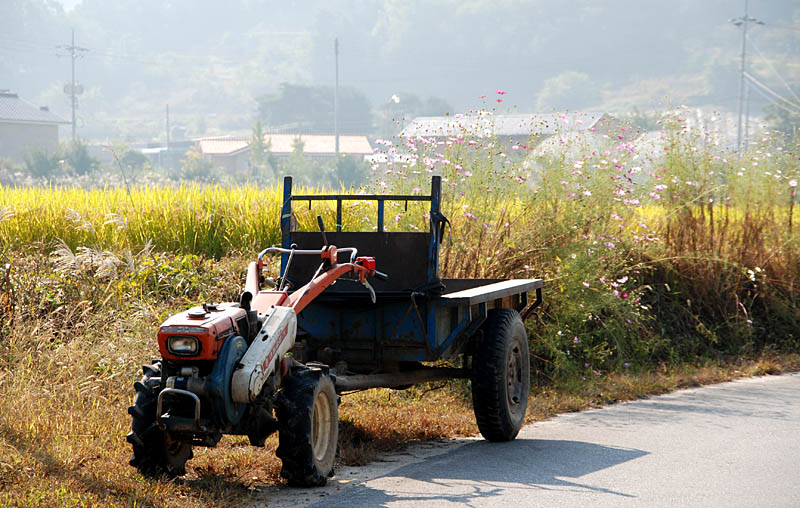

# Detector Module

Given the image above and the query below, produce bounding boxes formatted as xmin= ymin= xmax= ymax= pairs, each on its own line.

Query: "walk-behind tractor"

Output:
xmin=127 ymin=176 xmax=543 ymax=486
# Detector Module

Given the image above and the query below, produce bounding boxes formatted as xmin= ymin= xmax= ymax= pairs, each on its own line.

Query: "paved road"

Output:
xmin=266 ymin=373 xmax=800 ymax=507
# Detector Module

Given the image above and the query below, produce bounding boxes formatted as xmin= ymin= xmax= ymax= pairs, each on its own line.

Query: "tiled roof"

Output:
xmin=0 ymin=91 xmax=69 ymax=124
xmin=197 ymin=136 xmax=249 ymax=156
xmin=197 ymin=134 xmax=373 ymax=156
xmin=399 ymin=112 xmax=607 ymax=138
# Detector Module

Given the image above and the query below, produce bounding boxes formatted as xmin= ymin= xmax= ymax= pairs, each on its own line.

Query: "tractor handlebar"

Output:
xmin=258 ymin=245 xmax=388 ymax=286
xmin=258 ymin=245 xmax=358 ymax=263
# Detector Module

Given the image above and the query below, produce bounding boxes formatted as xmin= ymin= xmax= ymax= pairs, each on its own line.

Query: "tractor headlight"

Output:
xmin=167 ymin=335 xmax=200 ymax=356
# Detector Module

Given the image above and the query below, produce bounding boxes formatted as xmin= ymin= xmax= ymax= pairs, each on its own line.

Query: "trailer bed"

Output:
xmin=441 ymin=279 xmax=543 ymax=306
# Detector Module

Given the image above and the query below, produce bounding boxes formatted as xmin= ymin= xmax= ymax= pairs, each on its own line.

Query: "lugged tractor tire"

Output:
xmin=471 ymin=308 xmax=530 ymax=442
xmin=126 ymin=362 xmax=192 ymax=478
xmin=275 ymin=368 xmax=339 ymax=487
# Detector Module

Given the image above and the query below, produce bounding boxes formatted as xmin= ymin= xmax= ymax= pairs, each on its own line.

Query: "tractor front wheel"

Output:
xmin=276 ymin=368 xmax=339 ymax=487
xmin=126 ymin=362 xmax=192 ymax=477
xmin=471 ymin=309 xmax=530 ymax=441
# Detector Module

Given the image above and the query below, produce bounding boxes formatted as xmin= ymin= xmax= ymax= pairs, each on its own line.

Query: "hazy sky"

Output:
xmin=3 ymin=0 xmax=797 ymax=140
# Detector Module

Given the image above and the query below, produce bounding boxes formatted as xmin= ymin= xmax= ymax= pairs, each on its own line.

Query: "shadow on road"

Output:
xmin=308 ymin=439 xmax=647 ymax=507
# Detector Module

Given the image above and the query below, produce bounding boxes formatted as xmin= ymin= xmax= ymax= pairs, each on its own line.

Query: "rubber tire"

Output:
xmin=275 ymin=368 xmax=339 ymax=487
xmin=471 ymin=309 xmax=530 ymax=442
xmin=126 ymin=362 xmax=193 ymax=477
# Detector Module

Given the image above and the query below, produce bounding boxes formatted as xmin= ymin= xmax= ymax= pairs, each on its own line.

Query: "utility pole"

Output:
xmin=58 ymin=29 xmax=88 ymax=141
xmin=730 ymin=0 xmax=764 ymax=151
xmin=166 ymin=104 xmax=170 ymax=150
xmin=334 ymin=37 xmax=339 ymax=155
xmin=744 ymin=82 xmax=751 ymax=151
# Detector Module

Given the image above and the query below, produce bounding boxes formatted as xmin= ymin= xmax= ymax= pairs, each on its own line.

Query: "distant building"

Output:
xmin=132 ymin=140 xmax=195 ymax=170
xmin=197 ymin=134 xmax=374 ymax=173
xmin=196 ymin=136 xmax=250 ymax=174
xmin=398 ymin=112 xmax=620 ymax=148
xmin=0 ymin=90 xmax=69 ymax=163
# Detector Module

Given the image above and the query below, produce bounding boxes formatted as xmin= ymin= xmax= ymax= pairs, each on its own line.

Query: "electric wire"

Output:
xmin=744 ymin=71 xmax=800 ymax=112
xmin=746 ymin=32 xmax=800 ymax=104
xmin=747 ymin=81 xmax=800 ymax=115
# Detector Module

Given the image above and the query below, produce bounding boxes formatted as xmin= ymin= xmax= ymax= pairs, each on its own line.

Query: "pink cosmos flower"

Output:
xmin=496 ymin=89 xmax=507 ymax=95
xmin=496 ymin=98 xmax=503 ymax=103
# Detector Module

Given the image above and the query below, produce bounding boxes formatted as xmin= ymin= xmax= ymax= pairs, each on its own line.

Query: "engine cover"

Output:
xmin=157 ymin=303 xmax=248 ymax=362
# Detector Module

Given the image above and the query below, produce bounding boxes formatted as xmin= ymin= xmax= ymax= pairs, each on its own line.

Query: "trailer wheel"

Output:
xmin=126 ymin=362 xmax=192 ymax=477
xmin=276 ymin=368 xmax=339 ymax=487
xmin=471 ymin=309 xmax=530 ymax=441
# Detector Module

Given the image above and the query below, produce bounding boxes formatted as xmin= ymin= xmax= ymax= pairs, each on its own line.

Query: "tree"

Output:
xmin=764 ymin=104 xmax=799 ymax=137
xmin=257 ymin=83 xmax=372 ymax=134
xmin=65 ymin=140 xmax=99 ymax=175
xmin=536 ymin=71 xmax=603 ymax=111
xmin=250 ymin=119 xmax=272 ymax=178
xmin=120 ymin=147 xmax=149 ymax=172
xmin=333 ymin=155 xmax=368 ymax=188
xmin=24 ymin=146 xmax=63 ymax=179
xmin=179 ymin=148 xmax=214 ymax=182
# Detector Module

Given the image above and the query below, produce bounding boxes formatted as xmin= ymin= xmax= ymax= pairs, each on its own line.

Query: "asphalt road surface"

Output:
xmin=265 ymin=373 xmax=800 ymax=507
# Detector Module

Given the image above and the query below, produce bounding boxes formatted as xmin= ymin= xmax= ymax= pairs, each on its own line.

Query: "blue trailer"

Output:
xmin=279 ymin=175 xmax=542 ymax=422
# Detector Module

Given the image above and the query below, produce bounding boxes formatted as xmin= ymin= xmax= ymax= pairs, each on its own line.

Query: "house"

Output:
xmin=196 ymin=134 xmax=374 ymax=173
xmin=0 ymin=90 xmax=69 ymax=163
xmin=196 ymin=137 xmax=250 ymax=173
xmin=398 ymin=112 xmax=621 ymax=148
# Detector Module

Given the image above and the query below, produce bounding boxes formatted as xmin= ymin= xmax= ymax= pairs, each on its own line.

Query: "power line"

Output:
xmin=746 ymin=32 xmax=800 ymax=105
xmin=747 ymin=82 xmax=800 ymax=115
xmin=744 ymin=71 xmax=800 ymax=112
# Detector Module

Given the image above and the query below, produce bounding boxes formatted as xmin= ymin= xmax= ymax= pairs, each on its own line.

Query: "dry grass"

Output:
xmin=1 ymin=328 xmax=797 ymax=508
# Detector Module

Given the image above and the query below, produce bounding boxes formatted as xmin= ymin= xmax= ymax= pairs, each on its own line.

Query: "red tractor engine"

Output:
xmin=157 ymin=303 xmax=249 ymax=363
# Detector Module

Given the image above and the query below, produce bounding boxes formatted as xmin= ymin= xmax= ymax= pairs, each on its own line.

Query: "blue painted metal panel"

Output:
xmin=280 ymin=176 xmax=293 ymax=275
xmin=297 ymin=300 xmax=431 ymax=365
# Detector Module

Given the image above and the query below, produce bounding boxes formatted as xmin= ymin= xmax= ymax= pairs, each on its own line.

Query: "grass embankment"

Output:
xmin=1 ymin=110 xmax=798 ymax=506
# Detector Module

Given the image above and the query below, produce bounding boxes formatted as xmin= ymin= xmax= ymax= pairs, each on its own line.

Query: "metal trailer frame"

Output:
xmin=277 ymin=176 xmax=542 ymax=386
